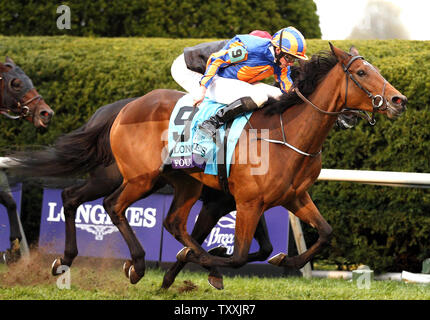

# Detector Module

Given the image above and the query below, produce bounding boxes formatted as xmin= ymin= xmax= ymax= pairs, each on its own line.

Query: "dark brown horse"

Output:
xmin=103 ymin=43 xmax=406 ymax=285
xmin=0 ymin=57 xmax=53 ymax=127
xmin=0 ymin=57 xmax=54 ymax=263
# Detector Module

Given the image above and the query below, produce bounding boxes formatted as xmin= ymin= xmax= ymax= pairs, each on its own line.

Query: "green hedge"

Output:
xmin=0 ymin=36 xmax=428 ymax=272
xmin=0 ymin=0 xmax=321 ymax=39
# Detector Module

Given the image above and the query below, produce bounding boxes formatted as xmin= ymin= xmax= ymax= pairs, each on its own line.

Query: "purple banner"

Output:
xmin=39 ymin=188 xmax=165 ymax=260
xmin=161 ymin=199 xmax=289 ymax=263
xmin=0 ymin=184 xmax=23 ymax=251
xmin=39 ymin=189 xmax=289 ymax=263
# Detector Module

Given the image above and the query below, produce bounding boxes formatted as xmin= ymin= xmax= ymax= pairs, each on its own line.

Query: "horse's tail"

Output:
xmin=8 ymin=114 xmax=117 ymax=178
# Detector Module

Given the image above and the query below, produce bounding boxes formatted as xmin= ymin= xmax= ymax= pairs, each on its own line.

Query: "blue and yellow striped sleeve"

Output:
xmin=199 ymin=40 xmax=247 ymax=88
xmin=274 ymin=67 xmax=293 ymax=93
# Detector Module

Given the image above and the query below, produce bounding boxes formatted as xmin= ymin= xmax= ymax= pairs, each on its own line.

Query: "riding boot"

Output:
xmin=199 ymin=96 xmax=259 ymax=139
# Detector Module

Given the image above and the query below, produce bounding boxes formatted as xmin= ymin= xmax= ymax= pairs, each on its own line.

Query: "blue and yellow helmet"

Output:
xmin=271 ymin=27 xmax=308 ymax=60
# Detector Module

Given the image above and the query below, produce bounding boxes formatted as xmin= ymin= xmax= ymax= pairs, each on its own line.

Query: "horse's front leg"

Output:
xmin=268 ymin=191 xmax=332 ymax=269
xmin=208 ymin=215 xmax=273 ymax=263
xmin=243 ymin=214 xmax=273 ymax=262
xmin=162 ymin=173 xmax=206 ymax=257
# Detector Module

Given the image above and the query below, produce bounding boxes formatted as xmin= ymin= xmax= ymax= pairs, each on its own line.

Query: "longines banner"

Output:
xmin=0 ymin=184 xmax=23 ymax=251
xmin=39 ymin=188 xmax=289 ymax=263
xmin=39 ymin=188 xmax=166 ymax=260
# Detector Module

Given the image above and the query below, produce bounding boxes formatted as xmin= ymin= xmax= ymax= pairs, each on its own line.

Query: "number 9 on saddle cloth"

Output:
xmin=167 ymin=94 xmax=252 ymax=177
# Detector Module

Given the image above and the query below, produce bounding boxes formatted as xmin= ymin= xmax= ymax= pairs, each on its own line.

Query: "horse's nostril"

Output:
xmin=40 ymin=110 xmax=53 ymax=119
xmin=392 ymin=96 xmax=407 ymax=107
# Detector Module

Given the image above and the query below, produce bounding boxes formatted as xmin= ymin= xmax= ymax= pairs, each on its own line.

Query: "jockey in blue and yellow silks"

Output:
xmin=193 ymin=26 xmax=309 ymax=139
xmin=200 ymin=34 xmax=296 ymax=93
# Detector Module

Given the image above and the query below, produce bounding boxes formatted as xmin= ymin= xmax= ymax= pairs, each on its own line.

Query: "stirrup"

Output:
xmin=198 ymin=120 xmax=218 ymax=140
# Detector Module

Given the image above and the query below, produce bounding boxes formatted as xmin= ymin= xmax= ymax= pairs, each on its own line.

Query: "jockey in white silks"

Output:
xmin=170 ymin=27 xmax=309 ymax=138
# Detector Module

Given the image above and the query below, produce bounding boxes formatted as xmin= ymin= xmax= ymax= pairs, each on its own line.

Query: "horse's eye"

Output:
xmin=11 ymin=79 xmax=23 ymax=90
xmin=357 ymin=70 xmax=366 ymax=77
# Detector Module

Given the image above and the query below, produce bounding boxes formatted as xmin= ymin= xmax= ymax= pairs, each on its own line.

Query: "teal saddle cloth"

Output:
xmin=167 ymin=94 xmax=253 ymax=176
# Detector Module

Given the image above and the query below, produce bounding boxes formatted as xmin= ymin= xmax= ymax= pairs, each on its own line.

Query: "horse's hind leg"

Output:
xmin=103 ymin=173 xmax=160 ymax=284
xmin=268 ymin=192 xmax=332 ymax=269
xmin=51 ymin=166 xmax=122 ymax=275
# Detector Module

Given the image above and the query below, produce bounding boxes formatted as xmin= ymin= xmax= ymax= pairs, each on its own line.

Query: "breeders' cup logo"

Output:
xmin=204 ymin=211 xmax=236 ymax=254
xmin=46 ymin=202 xmax=157 ymax=240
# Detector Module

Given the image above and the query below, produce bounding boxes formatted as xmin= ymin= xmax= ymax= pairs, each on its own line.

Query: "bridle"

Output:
xmin=295 ymin=54 xmax=388 ymax=125
xmin=0 ymin=64 xmax=43 ymax=120
xmin=257 ymin=54 xmax=388 ymax=157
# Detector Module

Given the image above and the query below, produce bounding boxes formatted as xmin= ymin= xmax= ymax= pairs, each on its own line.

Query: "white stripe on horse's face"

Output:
xmin=363 ymin=60 xmax=387 ymax=81
xmin=363 ymin=60 xmax=376 ymax=70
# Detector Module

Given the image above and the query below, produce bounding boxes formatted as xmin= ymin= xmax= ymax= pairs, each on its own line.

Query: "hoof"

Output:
xmin=283 ymin=256 xmax=305 ymax=269
xmin=208 ymin=276 xmax=224 ymax=290
xmin=123 ymin=260 xmax=132 ymax=279
xmin=0 ymin=252 xmax=6 ymax=264
xmin=268 ymin=252 xmax=286 ymax=266
xmin=208 ymin=246 xmax=228 ymax=257
xmin=128 ymin=265 xmax=144 ymax=285
xmin=51 ymin=258 xmax=64 ymax=276
xmin=1 ymin=247 xmax=21 ymax=265
xmin=176 ymin=247 xmax=192 ymax=263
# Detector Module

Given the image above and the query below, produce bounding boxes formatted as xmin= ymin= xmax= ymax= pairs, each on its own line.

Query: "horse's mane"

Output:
xmin=264 ymin=50 xmax=338 ymax=115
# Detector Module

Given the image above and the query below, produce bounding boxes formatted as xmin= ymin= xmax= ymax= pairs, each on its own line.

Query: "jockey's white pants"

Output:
xmin=171 ymin=53 xmax=282 ymax=107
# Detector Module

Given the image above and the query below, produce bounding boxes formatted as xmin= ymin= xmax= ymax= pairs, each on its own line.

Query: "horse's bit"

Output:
xmin=257 ymin=55 xmax=387 ymax=157
xmin=0 ymin=63 xmax=42 ymax=120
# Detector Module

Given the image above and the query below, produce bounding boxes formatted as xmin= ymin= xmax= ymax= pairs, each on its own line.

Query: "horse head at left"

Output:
xmin=0 ymin=56 xmax=54 ymax=128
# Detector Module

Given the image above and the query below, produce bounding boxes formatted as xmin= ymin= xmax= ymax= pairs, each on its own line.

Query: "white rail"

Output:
xmin=318 ymin=169 xmax=430 ymax=188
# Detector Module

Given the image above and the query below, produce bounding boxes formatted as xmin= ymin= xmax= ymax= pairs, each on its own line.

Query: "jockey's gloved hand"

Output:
xmin=193 ymin=86 xmax=207 ymax=107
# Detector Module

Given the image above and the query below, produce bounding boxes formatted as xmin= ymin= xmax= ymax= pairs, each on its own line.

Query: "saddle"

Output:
xmin=166 ymin=95 xmax=253 ymax=193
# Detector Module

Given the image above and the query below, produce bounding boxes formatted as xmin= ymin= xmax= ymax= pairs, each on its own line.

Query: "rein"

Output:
xmin=258 ymin=114 xmax=322 ymax=157
xmin=257 ymin=54 xmax=388 ymax=158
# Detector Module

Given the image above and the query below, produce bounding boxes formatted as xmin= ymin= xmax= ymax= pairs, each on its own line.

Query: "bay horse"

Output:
xmin=7 ymin=97 xmax=272 ymax=289
xmin=103 ymin=43 xmax=406 ymax=285
xmin=0 ymin=57 xmax=54 ymax=263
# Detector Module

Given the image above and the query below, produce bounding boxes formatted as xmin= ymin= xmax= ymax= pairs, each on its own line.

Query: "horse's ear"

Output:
xmin=349 ymin=46 xmax=359 ymax=56
xmin=329 ymin=42 xmax=336 ymax=55
xmin=329 ymin=42 xmax=349 ymax=62
xmin=5 ymin=56 xmax=15 ymax=65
